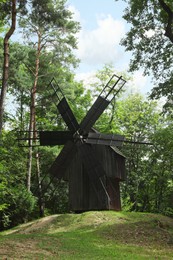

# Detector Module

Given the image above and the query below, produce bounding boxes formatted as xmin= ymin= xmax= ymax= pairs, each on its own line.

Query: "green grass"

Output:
xmin=0 ymin=211 xmax=173 ymax=259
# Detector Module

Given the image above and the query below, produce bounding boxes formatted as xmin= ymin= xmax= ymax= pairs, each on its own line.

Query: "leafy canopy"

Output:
xmin=116 ymin=0 xmax=173 ymax=111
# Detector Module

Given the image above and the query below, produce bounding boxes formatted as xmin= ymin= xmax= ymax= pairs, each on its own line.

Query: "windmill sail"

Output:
xmin=80 ymin=96 xmax=110 ymax=133
xmin=86 ymin=132 xmax=125 ymax=146
xmin=79 ymin=75 xmax=126 ymax=133
xmin=40 ymin=131 xmax=73 ymax=146
xmin=57 ymin=97 xmax=79 ymax=132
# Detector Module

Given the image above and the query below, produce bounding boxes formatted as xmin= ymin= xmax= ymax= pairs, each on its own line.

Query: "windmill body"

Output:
xmin=39 ymin=75 xmax=127 ymax=212
xmin=65 ymin=140 xmax=126 ymax=212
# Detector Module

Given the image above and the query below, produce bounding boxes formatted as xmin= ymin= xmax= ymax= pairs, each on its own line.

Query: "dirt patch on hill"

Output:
xmin=18 ymin=215 xmax=59 ymax=234
xmin=0 ymin=237 xmax=60 ymax=259
xmin=100 ymin=219 xmax=173 ymax=248
xmin=5 ymin=215 xmax=59 ymax=235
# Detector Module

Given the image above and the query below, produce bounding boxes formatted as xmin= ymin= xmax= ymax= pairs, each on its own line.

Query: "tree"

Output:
xmin=0 ymin=130 xmax=37 ymax=230
xmin=149 ymin=122 xmax=173 ymax=214
xmin=0 ymin=0 xmax=27 ymax=135
xmin=85 ymin=64 xmax=129 ymax=133
xmin=0 ymin=0 xmax=16 ymax=135
xmin=116 ymin=94 xmax=160 ymax=211
xmin=19 ymin=0 xmax=80 ymax=195
xmin=0 ymin=36 xmax=88 ymax=218
xmin=116 ymin=0 xmax=173 ymax=111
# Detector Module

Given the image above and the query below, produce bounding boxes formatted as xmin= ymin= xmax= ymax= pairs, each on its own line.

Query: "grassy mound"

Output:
xmin=0 ymin=211 xmax=173 ymax=259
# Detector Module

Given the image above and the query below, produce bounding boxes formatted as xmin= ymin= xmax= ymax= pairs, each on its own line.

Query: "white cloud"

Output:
xmin=76 ymin=15 xmax=125 ymax=65
xmin=68 ymin=5 xmax=151 ymax=95
xmin=127 ymin=71 xmax=150 ymax=94
xmin=75 ymin=70 xmax=151 ymax=96
xmin=68 ymin=5 xmax=81 ymax=22
xmin=132 ymin=71 xmax=147 ymax=89
xmin=75 ymin=71 xmax=96 ymax=83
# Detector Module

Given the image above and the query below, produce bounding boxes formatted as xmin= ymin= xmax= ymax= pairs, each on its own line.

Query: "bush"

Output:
xmin=0 ymin=186 xmax=37 ymax=230
xmin=162 ymin=207 xmax=173 ymax=218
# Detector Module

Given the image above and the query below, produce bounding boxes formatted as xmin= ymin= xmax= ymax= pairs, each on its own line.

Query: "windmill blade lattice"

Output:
xmin=86 ymin=132 xmax=125 ymax=147
xmin=57 ymin=97 xmax=79 ymax=132
xmin=79 ymin=75 xmax=126 ymax=133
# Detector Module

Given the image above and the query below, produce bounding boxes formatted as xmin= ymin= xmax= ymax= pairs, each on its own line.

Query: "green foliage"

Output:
xmin=148 ymin=123 xmax=173 ymax=213
xmin=115 ymin=94 xmax=168 ymax=213
xmin=117 ymin=96 xmax=173 ymax=214
xmin=117 ymin=0 xmax=173 ymax=111
xmin=0 ymin=186 xmax=37 ymax=229
xmin=0 ymin=131 xmax=37 ymax=230
xmin=44 ymin=181 xmax=69 ymax=214
xmin=0 ymin=0 xmax=27 ymax=28
xmin=88 ymin=64 xmax=129 ymax=133
xmin=19 ymin=0 xmax=80 ymax=68
xmin=0 ymin=34 xmax=92 ymax=227
xmin=121 ymin=196 xmax=135 ymax=212
xmin=0 ymin=178 xmax=9 ymax=212
xmin=164 ymin=207 xmax=173 ymax=218
xmin=0 ymin=176 xmax=36 ymax=230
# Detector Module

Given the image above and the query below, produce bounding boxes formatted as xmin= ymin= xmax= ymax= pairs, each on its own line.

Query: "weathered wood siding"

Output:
xmin=93 ymin=144 xmax=126 ymax=180
xmin=107 ymin=177 xmax=121 ymax=210
xmin=67 ymin=150 xmax=107 ymax=211
xmin=64 ymin=144 xmax=125 ymax=212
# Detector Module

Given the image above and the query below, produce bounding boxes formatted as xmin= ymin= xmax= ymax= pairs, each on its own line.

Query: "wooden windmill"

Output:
xmin=39 ymin=74 xmax=127 ymax=211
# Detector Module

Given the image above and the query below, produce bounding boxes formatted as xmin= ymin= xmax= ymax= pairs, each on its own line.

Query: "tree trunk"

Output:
xmin=20 ymin=90 xmax=24 ymax=130
xmin=26 ymin=31 xmax=41 ymax=192
xmin=0 ymin=0 xmax=16 ymax=134
xmin=36 ymin=152 xmax=44 ymax=217
xmin=27 ymin=146 xmax=33 ymax=191
xmin=158 ymin=0 xmax=173 ymax=43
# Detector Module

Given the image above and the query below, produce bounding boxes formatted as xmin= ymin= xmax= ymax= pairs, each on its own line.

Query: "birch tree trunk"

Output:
xmin=0 ymin=0 xmax=16 ymax=134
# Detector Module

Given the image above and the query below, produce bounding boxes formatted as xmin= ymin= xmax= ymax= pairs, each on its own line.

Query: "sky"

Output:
xmin=67 ymin=0 xmax=152 ymax=95
xmin=7 ymin=0 xmax=152 ymax=96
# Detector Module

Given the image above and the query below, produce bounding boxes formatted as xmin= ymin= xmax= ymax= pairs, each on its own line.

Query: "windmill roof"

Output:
xmin=91 ymin=127 xmax=126 ymax=158
xmin=110 ymin=146 xmax=126 ymax=158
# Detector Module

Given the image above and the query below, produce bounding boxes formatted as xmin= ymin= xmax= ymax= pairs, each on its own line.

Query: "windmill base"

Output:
xmin=68 ymin=176 xmax=122 ymax=212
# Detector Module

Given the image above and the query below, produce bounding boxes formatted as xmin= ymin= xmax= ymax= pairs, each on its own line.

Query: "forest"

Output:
xmin=0 ymin=0 xmax=173 ymax=231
